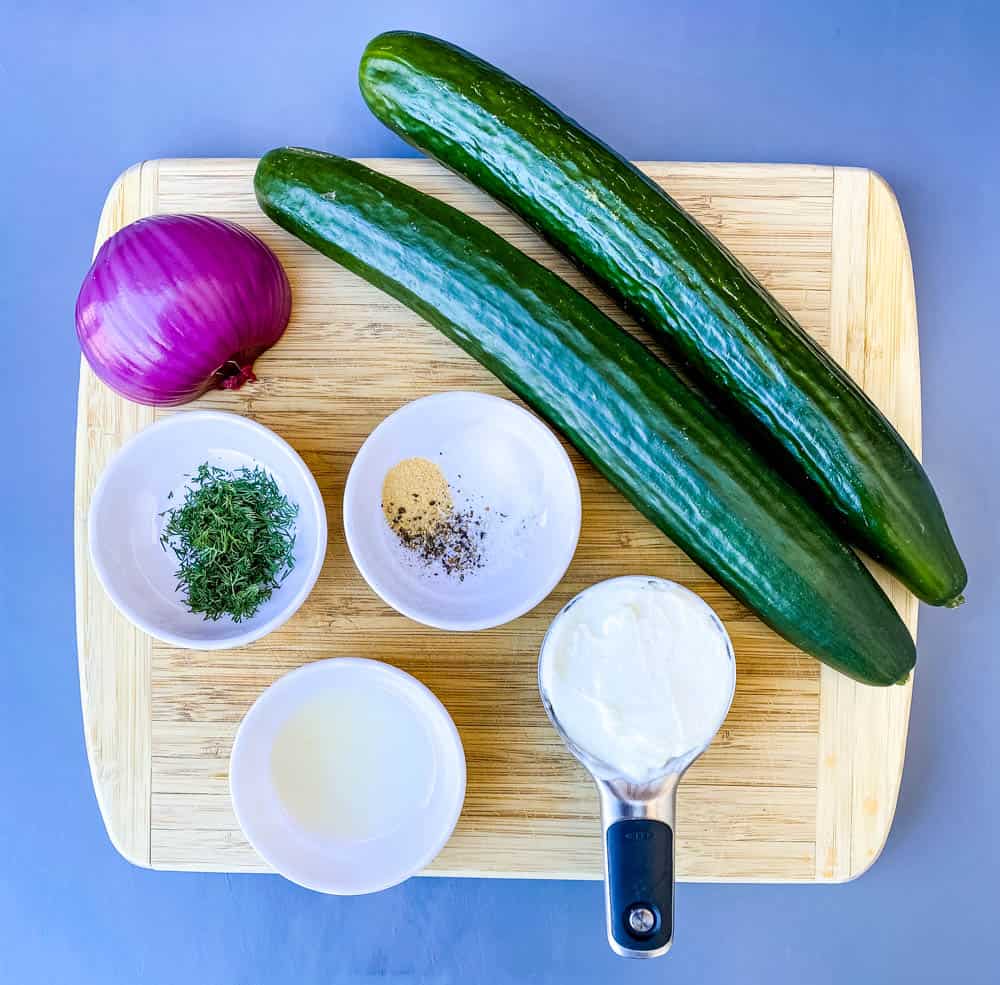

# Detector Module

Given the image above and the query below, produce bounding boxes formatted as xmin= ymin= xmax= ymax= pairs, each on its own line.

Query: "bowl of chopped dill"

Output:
xmin=88 ymin=410 xmax=327 ymax=649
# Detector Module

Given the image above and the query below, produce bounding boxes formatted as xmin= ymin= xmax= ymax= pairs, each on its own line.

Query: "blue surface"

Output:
xmin=2 ymin=2 xmax=997 ymax=982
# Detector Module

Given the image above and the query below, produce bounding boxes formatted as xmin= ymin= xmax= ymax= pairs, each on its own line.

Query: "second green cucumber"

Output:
xmin=359 ymin=30 xmax=966 ymax=607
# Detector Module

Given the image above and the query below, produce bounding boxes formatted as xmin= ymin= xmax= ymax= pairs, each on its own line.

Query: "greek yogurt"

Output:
xmin=539 ymin=577 xmax=735 ymax=782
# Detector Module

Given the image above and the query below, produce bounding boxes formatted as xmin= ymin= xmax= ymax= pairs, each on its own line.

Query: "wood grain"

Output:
xmin=76 ymin=157 xmax=919 ymax=881
xmin=75 ymin=163 xmax=158 ymax=867
xmin=814 ymin=169 xmax=918 ymax=881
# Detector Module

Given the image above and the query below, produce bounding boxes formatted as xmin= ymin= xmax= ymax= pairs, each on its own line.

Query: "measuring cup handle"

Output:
xmin=604 ymin=818 xmax=674 ymax=956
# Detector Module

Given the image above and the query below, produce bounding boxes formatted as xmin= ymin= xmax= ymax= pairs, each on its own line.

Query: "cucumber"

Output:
xmin=255 ymin=147 xmax=915 ymax=685
xmin=359 ymin=30 xmax=966 ymax=607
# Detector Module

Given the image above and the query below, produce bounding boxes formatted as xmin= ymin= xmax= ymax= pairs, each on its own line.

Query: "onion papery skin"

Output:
xmin=76 ymin=214 xmax=292 ymax=406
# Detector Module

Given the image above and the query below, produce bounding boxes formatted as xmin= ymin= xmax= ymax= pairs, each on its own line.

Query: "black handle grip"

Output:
xmin=605 ymin=818 xmax=673 ymax=953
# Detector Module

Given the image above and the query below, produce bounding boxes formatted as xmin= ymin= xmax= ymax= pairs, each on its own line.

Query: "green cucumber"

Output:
xmin=359 ymin=30 xmax=966 ymax=607
xmin=254 ymin=147 xmax=915 ymax=685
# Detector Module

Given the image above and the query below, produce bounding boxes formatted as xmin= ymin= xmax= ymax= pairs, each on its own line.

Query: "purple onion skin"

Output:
xmin=75 ymin=215 xmax=292 ymax=406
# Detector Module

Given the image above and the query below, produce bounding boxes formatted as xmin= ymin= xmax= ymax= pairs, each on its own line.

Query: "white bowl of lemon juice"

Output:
xmin=229 ymin=658 xmax=466 ymax=895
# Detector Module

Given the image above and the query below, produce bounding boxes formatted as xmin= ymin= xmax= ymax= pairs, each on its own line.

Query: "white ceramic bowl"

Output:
xmin=88 ymin=410 xmax=327 ymax=650
xmin=229 ymin=658 xmax=466 ymax=895
xmin=343 ymin=392 xmax=581 ymax=631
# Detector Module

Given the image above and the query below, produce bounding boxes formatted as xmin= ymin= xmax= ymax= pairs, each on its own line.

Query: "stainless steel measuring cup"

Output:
xmin=538 ymin=576 xmax=735 ymax=958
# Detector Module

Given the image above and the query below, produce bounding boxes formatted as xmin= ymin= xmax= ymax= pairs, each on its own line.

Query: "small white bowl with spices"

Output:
xmin=343 ymin=391 xmax=581 ymax=630
xmin=88 ymin=410 xmax=327 ymax=649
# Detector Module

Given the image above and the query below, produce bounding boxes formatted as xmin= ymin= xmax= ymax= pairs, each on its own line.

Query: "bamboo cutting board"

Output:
xmin=76 ymin=158 xmax=919 ymax=882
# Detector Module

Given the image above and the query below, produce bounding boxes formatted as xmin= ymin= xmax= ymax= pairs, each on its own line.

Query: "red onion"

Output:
xmin=76 ymin=215 xmax=292 ymax=406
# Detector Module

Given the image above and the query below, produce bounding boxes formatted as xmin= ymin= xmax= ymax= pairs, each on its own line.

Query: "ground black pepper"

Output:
xmin=389 ymin=504 xmax=486 ymax=580
xmin=381 ymin=456 xmax=497 ymax=580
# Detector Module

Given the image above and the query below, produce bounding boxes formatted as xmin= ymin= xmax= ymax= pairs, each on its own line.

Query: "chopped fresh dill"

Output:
xmin=160 ymin=463 xmax=298 ymax=623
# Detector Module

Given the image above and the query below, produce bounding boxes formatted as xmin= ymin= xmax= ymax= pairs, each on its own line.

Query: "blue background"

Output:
xmin=3 ymin=2 xmax=997 ymax=982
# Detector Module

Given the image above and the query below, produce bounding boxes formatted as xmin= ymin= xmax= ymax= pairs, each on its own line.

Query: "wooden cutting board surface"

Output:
xmin=76 ymin=158 xmax=918 ymax=882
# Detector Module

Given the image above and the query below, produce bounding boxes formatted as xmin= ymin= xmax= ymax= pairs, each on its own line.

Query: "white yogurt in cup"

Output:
xmin=538 ymin=576 xmax=735 ymax=958
xmin=539 ymin=577 xmax=735 ymax=782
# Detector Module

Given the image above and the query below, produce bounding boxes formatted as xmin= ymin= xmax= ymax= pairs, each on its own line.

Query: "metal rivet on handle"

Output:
xmin=626 ymin=905 xmax=656 ymax=935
